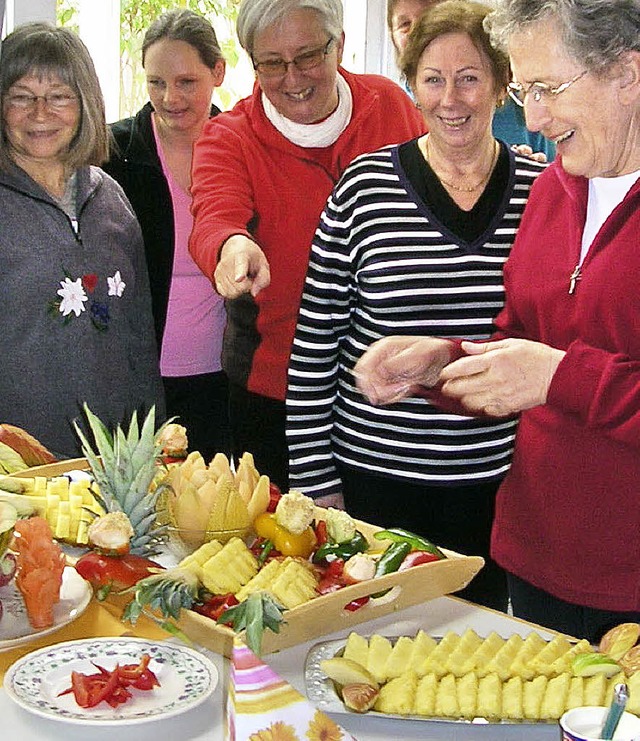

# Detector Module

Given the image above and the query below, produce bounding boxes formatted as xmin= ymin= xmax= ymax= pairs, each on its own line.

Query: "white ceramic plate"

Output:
xmin=0 ymin=566 xmax=92 ymax=651
xmin=4 ymin=637 xmax=218 ymax=725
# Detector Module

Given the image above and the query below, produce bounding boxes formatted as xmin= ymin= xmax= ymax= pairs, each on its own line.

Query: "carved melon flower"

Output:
xmin=57 ymin=277 xmax=88 ymax=317
xmin=107 ymin=270 xmax=126 ymax=297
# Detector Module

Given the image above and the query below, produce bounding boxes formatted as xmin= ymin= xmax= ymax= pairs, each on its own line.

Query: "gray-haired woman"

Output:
xmin=103 ymin=9 xmax=230 ymax=461
xmin=356 ymin=0 xmax=640 ymax=642
xmin=0 ymin=22 xmax=164 ymax=457
xmin=189 ymin=0 xmax=424 ymax=495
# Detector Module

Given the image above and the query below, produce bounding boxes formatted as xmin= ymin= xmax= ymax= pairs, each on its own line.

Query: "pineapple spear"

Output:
xmin=73 ymin=404 xmax=172 ymax=556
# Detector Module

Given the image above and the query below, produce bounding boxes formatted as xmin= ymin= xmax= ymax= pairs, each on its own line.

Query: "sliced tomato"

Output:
xmin=117 ymin=654 xmax=152 ymax=681
xmin=60 ymin=653 xmax=159 ymax=709
xmin=316 ymin=558 xmax=346 ymax=595
xmin=267 ymin=482 xmax=282 ymax=512
xmin=344 ymin=596 xmax=370 ymax=612
xmin=314 ymin=519 xmax=328 ymax=547
xmin=398 ymin=550 xmax=441 ymax=571
xmin=70 ymin=666 xmax=121 ymax=708
xmin=193 ymin=593 xmax=240 ymax=622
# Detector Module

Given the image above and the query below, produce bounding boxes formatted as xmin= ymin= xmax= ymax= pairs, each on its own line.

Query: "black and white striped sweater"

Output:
xmin=286 ymin=140 xmax=545 ymax=497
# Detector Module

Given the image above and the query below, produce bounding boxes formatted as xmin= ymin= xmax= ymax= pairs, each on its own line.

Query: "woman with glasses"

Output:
xmin=287 ymin=0 xmax=545 ymax=612
xmin=189 ymin=0 xmax=423 ymax=494
xmin=355 ymin=0 xmax=640 ymax=641
xmin=103 ymin=10 xmax=230 ymax=462
xmin=0 ymin=23 xmax=164 ymax=457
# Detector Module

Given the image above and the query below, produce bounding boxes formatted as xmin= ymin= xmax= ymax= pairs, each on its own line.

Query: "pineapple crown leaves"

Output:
xmin=218 ymin=592 xmax=286 ymax=656
xmin=73 ymin=404 xmax=176 ymax=555
xmin=122 ymin=567 xmax=199 ymax=625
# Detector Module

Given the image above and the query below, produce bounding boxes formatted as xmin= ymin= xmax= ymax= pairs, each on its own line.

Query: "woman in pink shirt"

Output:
xmin=104 ymin=9 xmax=229 ymax=460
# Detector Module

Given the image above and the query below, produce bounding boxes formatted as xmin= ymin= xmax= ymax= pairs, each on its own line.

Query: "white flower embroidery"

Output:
xmin=57 ymin=277 xmax=88 ymax=317
xmin=107 ymin=270 xmax=126 ymax=297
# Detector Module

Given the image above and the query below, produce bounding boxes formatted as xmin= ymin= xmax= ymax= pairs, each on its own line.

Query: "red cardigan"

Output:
xmin=490 ymin=163 xmax=640 ymax=611
xmin=190 ymin=68 xmax=424 ymax=401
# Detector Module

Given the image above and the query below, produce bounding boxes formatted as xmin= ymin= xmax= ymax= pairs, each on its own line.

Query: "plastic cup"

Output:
xmin=560 ymin=706 xmax=640 ymax=741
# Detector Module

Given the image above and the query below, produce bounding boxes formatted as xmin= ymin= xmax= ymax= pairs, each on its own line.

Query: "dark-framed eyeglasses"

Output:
xmin=5 ymin=92 xmax=79 ymax=113
xmin=507 ymin=70 xmax=588 ymax=107
xmin=253 ymin=38 xmax=335 ymax=79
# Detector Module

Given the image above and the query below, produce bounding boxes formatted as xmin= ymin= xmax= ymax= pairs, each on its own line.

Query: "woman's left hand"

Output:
xmin=439 ymin=338 xmax=565 ymax=416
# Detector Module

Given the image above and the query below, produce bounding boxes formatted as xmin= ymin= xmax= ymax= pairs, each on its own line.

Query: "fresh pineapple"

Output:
xmin=413 ymin=673 xmax=438 ymax=716
xmin=384 ymin=635 xmax=415 ymax=680
xmin=3 ymin=474 xmax=103 ymax=544
xmin=434 ymin=673 xmax=459 ymax=718
xmin=367 ymin=635 xmax=393 ymax=685
xmin=73 ymin=404 xmax=169 ymax=555
xmin=541 ymin=673 xmax=571 ymax=719
xmin=375 ymin=671 xmax=418 ymax=714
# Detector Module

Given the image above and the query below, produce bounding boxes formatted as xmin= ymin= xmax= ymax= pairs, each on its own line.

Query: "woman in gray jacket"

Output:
xmin=0 ymin=22 xmax=164 ymax=457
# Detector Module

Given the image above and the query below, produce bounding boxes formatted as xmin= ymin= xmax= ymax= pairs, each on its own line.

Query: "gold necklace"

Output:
xmin=424 ymin=136 xmax=500 ymax=193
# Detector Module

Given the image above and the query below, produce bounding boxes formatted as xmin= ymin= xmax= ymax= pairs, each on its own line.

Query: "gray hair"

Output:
xmin=237 ymin=0 xmax=343 ymax=56
xmin=487 ymin=0 xmax=640 ymax=72
xmin=0 ymin=22 xmax=108 ymax=172
xmin=142 ymin=9 xmax=224 ymax=69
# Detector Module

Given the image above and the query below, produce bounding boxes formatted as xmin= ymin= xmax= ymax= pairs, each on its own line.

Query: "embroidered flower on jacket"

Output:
xmin=57 ymin=277 xmax=88 ymax=317
xmin=50 ymin=268 xmax=125 ymax=329
xmin=108 ymin=270 xmax=126 ymax=297
xmin=82 ymin=273 xmax=98 ymax=293
xmin=90 ymin=301 xmax=110 ymax=330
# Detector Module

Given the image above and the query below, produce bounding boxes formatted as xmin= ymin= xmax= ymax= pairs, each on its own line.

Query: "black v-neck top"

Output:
xmin=398 ymin=138 xmax=510 ymax=243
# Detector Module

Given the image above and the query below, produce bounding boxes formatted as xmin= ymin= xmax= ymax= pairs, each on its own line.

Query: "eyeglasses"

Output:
xmin=5 ymin=92 xmax=78 ymax=112
xmin=507 ymin=70 xmax=588 ymax=107
xmin=253 ymin=38 xmax=334 ymax=79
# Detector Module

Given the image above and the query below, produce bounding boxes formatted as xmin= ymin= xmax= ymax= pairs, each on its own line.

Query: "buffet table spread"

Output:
xmin=0 ymin=595 xmax=564 ymax=740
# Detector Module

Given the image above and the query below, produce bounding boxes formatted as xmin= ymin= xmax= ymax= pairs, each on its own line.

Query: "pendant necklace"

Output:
xmin=424 ymin=136 xmax=499 ymax=193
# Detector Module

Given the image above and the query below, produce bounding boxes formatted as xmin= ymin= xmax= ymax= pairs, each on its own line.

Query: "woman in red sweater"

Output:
xmin=355 ymin=0 xmax=640 ymax=642
xmin=189 ymin=0 xmax=423 ymax=498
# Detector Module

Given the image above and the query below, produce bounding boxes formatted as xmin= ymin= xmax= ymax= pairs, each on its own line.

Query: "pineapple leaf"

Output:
xmin=126 ymin=410 xmax=140 ymax=448
xmin=80 ymin=404 xmax=116 ymax=472
xmin=218 ymin=593 xmax=286 ymax=656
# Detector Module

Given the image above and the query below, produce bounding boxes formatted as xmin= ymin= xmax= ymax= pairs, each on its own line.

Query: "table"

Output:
xmin=1 ymin=595 xmax=564 ymax=740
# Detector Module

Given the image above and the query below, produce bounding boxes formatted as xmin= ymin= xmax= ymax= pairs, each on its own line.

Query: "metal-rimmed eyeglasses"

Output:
xmin=507 ymin=70 xmax=588 ymax=107
xmin=5 ymin=92 xmax=78 ymax=113
xmin=253 ymin=38 xmax=334 ymax=79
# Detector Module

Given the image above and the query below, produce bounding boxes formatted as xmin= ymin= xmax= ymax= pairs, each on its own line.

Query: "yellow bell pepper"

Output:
xmin=254 ymin=512 xmax=316 ymax=558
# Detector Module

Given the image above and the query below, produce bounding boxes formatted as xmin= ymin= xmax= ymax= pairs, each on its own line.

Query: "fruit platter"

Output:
xmin=306 ymin=623 xmax=640 ymax=721
xmin=0 ymin=405 xmax=484 ymax=659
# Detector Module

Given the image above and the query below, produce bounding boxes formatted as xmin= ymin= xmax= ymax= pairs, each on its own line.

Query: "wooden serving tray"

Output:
xmin=177 ymin=530 xmax=484 ymax=657
xmin=12 ymin=461 xmax=484 ymax=658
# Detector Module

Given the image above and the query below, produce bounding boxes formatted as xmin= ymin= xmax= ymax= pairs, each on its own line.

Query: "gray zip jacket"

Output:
xmin=0 ymin=163 xmax=165 ymax=458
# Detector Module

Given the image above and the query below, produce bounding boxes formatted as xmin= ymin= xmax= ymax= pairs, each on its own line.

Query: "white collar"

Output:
xmin=261 ymin=72 xmax=353 ymax=148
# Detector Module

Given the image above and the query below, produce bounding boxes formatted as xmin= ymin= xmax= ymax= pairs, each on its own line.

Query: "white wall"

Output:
xmin=10 ymin=0 xmax=55 ymax=27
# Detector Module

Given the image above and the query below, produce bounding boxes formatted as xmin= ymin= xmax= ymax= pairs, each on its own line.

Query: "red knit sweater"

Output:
xmin=490 ymin=163 xmax=640 ymax=611
xmin=190 ymin=68 xmax=424 ymax=401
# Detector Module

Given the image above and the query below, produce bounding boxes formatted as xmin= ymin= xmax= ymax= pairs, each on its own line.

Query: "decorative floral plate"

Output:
xmin=0 ymin=566 xmax=91 ymax=651
xmin=3 ymin=637 xmax=218 ymax=725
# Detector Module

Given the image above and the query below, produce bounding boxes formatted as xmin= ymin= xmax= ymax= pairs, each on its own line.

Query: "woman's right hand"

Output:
xmin=354 ymin=336 xmax=453 ymax=405
xmin=214 ymin=234 xmax=271 ymax=298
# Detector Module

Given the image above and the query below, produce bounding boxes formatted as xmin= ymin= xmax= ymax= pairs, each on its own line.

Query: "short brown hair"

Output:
xmin=401 ymin=0 xmax=510 ymax=97
xmin=0 ymin=22 xmax=108 ymax=172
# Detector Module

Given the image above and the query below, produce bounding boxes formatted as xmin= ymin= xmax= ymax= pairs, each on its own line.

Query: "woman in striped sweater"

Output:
xmin=286 ymin=0 xmax=544 ymax=611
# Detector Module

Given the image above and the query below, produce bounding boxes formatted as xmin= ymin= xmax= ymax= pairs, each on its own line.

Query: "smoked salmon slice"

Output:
xmin=13 ymin=516 xmax=65 ymax=629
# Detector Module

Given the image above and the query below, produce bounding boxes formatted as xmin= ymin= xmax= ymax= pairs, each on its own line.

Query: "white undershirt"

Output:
xmin=581 ymin=171 xmax=640 ymax=264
